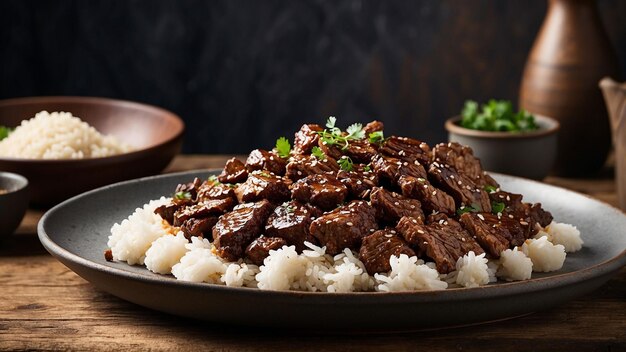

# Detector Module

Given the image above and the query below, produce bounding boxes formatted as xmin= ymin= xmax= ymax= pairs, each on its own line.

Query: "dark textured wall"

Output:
xmin=1 ymin=0 xmax=625 ymax=154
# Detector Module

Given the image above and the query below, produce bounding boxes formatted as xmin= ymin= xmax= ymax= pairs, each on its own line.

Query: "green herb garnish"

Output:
xmin=484 ymin=185 xmax=498 ymax=193
xmin=0 ymin=126 xmax=13 ymax=141
xmin=311 ymin=146 xmax=326 ymax=160
xmin=175 ymin=191 xmax=192 ymax=200
xmin=491 ymin=201 xmax=505 ymax=214
xmin=275 ymin=137 xmax=291 ymax=158
xmin=461 ymin=99 xmax=538 ymax=132
xmin=208 ymin=175 xmax=220 ymax=184
xmin=338 ymin=156 xmax=354 ymax=172
xmin=368 ymin=130 xmax=385 ymax=144
xmin=456 ymin=205 xmax=477 ymax=216
xmin=317 ymin=117 xmax=366 ymax=150
xmin=363 ymin=164 xmax=371 ymax=172
xmin=258 ymin=171 xmax=271 ymax=178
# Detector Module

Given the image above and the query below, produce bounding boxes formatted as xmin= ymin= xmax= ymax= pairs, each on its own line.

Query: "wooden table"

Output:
xmin=1 ymin=155 xmax=624 ymax=351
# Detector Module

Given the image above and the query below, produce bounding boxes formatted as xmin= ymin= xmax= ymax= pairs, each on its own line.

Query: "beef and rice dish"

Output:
xmin=106 ymin=118 xmax=583 ymax=292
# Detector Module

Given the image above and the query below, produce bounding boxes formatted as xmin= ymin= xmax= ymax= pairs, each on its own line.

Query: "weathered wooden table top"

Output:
xmin=1 ymin=155 xmax=624 ymax=351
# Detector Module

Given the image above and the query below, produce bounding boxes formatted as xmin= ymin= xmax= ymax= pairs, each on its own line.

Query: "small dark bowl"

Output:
xmin=0 ymin=172 xmax=29 ymax=236
xmin=0 ymin=96 xmax=184 ymax=206
xmin=445 ymin=115 xmax=560 ymax=180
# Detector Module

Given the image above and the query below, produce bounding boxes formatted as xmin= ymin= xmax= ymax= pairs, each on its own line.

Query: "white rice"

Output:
xmin=107 ymin=197 xmax=173 ymax=265
xmin=452 ymin=251 xmax=494 ymax=288
xmin=496 ymin=247 xmax=533 ymax=281
xmin=521 ymin=237 xmax=566 ymax=272
xmin=0 ymin=110 xmax=133 ymax=159
xmin=539 ymin=221 xmax=584 ymax=253
xmin=374 ymin=254 xmax=448 ymax=292
xmin=108 ymin=199 xmax=582 ymax=292
xmin=144 ymin=232 xmax=189 ymax=274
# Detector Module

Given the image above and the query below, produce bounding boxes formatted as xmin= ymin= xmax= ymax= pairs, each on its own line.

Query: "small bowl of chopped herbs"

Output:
xmin=445 ymin=99 xmax=559 ymax=180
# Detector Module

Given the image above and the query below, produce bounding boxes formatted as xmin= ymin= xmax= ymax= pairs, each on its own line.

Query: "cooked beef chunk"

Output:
xmin=234 ymin=171 xmax=291 ymax=203
xmin=212 ymin=200 xmax=274 ymax=261
xmin=245 ymin=235 xmax=288 ymax=266
xmin=309 ymin=200 xmax=378 ymax=255
xmin=337 ymin=167 xmax=378 ymax=199
xmin=172 ymin=197 xmax=236 ymax=226
xmin=528 ymin=203 xmax=553 ymax=227
xmin=397 ymin=215 xmax=483 ymax=273
xmin=218 ymin=158 xmax=248 ymax=184
xmin=197 ymin=181 xmax=237 ymax=201
xmin=399 ymin=176 xmax=456 ymax=215
xmin=459 ymin=212 xmax=511 ymax=257
xmin=265 ymin=201 xmax=322 ymax=251
xmin=292 ymin=174 xmax=348 ymax=211
xmin=431 ymin=142 xmax=498 ymax=187
xmin=371 ymin=154 xmax=428 ymax=186
xmin=175 ymin=177 xmax=203 ymax=201
xmin=319 ymin=139 xmax=378 ymax=164
xmin=154 ymin=203 xmax=181 ymax=225
xmin=363 ymin=120 xmax=384 ymax=135
xmin=489 ymin=190 xmax=524 ymax=212
xmin=285 ymin=154 xmax=340 ymax=180
xmin=359 ymin=228 xmax=415 ymax=274
xmin=489 ymin=190 xmax=552 ymax=232
xmin=379 ymin=136 xmax=431 ymax=165
xmin=370 ymin=187 xmax=424 ymax=224
xmin=181 ymin=216 xmax=219 ymax=240
xmin=293 ymin=124 xmax=323 ymax=155
xmin=245 ymin=149 xmax=287 ymax=176
xmin=428 ymin=162 xmax=492 ymax=212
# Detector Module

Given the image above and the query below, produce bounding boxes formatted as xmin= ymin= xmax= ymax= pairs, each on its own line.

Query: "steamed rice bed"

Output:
xmin=0 ymin=110 xmax=133 ymax=159
xmin=107 ymin=198 xmax=583 ymax=292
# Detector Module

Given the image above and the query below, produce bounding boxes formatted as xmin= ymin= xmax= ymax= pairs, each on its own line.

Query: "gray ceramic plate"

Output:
xmin=38 ymin=170 xmax=626 ymax=331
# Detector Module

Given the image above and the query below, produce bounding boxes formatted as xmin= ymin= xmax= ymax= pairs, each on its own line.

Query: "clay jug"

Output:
xmin=519 ymin=0 xmax=619 ymax=176
xmin=599 ymin=77 xmax=626 ymax=210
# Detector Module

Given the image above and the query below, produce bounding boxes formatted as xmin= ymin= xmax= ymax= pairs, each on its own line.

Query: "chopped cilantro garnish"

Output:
xmin=363 ymin=164 xmax=371 ymax=172
xmin=338 ymin=156 xmax=354 ymax=172
xmin=368 ymin=130 xmax=385 ymax=144
xmin=326 ymin=116 xmax=337 ymax=129
xmin=484 ymin=185 xmax=497 ymax=193
xmin=456 ymin=205 xmax=477 ymax=216
xmin=0 ymin=126 xmax=13 ymax=141
xmin=285 ymin=205 xmax=295 ymax=213
xmin=491 ymin=201 xmax=505 ymax=214
xmin=208 ymin=175 xmax=220 ymax=184
xmin=258 ymin=171 xmax=271 ymax=178
xmin=174 ymin=191 xmax=192 ymax=200
xmin=317 ymin=117 xmax=366 ymax=150
xmin=311 ymin=146 xmax=326 ymax=160
xmin=461 ymin=99 xmax=538 ymax=132
xmin=275 ymin=137 xmax=291 ymax=158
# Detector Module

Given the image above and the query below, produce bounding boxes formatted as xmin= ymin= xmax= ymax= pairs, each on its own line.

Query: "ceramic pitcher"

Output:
xmin=600 ymin=77 xmax=626 ymax=210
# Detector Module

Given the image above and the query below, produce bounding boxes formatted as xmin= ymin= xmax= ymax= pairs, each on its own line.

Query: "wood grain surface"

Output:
xmin=1 ymin=155 xmax=624 ymax=351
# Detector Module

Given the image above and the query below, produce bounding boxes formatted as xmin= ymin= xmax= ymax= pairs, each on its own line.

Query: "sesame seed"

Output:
xmin=326 ymin=220 xmax=332 ymax=224
xmin=390 ymin=230 xmax=397 ymax=234
xmin=346 ymin=222 xmax=353 ymax=226
xmin=477 ymin=214 xmax=485 ymax=221
xmin=439 ymin=219 xmax=444 ymax=224
xmin=370 ymin=228 xmax=375 ymax=232
xmin=520 ymin=221 xmax=529 ymax=226
xmin=417 ymin=230 xmax=425 ymax=234
xmin=432 ymin=191 xmax=437 ymax=196
xmin=508 ymin=214 xmax=514 ymax=219
xmin=412 ymin=219 xmax=418 ymax=224
xmin=394 ymin=201 xmax=400 ymax=206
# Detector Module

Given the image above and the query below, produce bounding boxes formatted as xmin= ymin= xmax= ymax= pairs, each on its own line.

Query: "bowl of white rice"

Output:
xmin=0 ymin=96 xmax=184 ymax=205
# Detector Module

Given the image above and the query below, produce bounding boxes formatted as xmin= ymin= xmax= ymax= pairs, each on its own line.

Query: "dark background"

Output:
xmin=1 ymin=0 xmax=625 ymax=154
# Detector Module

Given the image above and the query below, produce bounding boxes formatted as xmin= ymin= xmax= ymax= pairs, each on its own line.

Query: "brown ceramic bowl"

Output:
xmin=445 ymin=115 xmax=560 ymax=180
xmin=0 ymin=96 xmax=184 ymax=206
xmin=0 ymin=171 xmax=29 ymax=236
